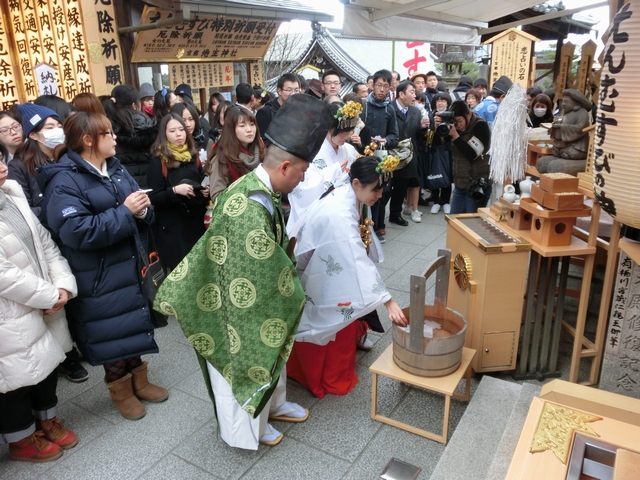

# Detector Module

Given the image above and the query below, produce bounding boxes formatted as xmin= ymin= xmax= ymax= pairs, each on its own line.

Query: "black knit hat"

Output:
xmin=473 ymin=78 xmax=488 ymax=88
xmin=492 ymin=76 xmax=513 ymax=95
xmin=264 ymin=95 xmax=333 ymax=162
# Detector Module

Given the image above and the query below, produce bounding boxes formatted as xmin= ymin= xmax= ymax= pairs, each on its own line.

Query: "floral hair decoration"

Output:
xmin=376 ymin=154 xmax=400 ymax=183
xmin=334 ymin=101 xmax=363 ymax=130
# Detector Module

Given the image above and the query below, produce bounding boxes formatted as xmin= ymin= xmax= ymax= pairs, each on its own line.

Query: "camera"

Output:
xmin=467 ymin=177 xmax=489 ymax=201
xmin=436 ymin=111 xmax=455 ymax=136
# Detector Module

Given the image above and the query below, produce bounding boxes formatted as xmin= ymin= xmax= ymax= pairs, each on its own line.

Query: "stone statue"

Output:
xmin=536 ymin=89 xmax=592 ymax=175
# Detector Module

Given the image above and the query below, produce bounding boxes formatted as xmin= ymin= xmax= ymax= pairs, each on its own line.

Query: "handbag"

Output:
xmin=139 ymin=229 xmax=168 ymax=328
xmin=388 ymin=138 xmax=413 ymax=169
xmin=425 ymin=143 xmax=452 ymax=190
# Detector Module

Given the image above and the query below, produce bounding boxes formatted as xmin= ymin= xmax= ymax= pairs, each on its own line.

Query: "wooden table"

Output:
xmin=370 ymin=345 xmax=476 ymax=444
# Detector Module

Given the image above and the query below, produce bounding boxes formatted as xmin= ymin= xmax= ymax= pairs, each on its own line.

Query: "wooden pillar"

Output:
xmin=114 ymin=0 xmax=139 ymax=88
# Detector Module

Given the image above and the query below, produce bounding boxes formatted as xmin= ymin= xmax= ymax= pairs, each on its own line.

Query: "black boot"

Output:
xmin=59 ymin=347 xmax=89 ymax=383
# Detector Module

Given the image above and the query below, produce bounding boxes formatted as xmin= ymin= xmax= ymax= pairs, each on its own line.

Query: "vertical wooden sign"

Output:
xmin=554 ymin=42 xmax=575 ymax=101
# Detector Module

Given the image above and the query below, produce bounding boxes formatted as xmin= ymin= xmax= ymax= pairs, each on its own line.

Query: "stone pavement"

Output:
xmin=0 ymin=205 xmax=588 ymax=479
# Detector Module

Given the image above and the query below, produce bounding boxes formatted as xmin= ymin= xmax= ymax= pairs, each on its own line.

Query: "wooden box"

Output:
xmin=530 ymin=215 xmax=576 ymax=247
xmin=519 ymin=197 xmax=591 ymax=218
xmin=506 ymin=205 xmax=533 ymax=231
xmin=539 ymin=173 xmax=580 ymax=193
xmin=526 ymin=142 xmax=553 ymax=168
xmin=530 ymin=184 xmax=585 ymax=211
xmin=445 ymin=214 xmax=530 ymax=373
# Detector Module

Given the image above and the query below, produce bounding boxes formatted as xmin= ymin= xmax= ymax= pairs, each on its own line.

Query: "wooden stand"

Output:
xmin=527 ymin=142 xmax=553 ymax=168
xmin=445 ymin=214 xmax=530 ymax=373
xmin=370 ymin=345 xmax=476 ymax=444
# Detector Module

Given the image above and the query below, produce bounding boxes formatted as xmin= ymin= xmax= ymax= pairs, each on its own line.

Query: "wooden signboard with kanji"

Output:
xmin=484 ymin=28 xmax=540 ymax=90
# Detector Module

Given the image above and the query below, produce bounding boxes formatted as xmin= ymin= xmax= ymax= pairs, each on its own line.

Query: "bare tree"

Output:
xmin=264 ymin=24 xmax=308 ymax=80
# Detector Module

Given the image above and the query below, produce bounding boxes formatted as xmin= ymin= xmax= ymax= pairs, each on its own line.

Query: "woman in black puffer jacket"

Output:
xmin=103 ymin=85 xmax=158 ymax=189
xmin=37 ymin=112 xmax=168 ymax=421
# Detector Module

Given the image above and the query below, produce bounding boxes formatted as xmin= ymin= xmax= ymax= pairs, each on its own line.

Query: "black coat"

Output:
xmin=114 ymin=111 xmax=159 ymax=189
xmin=361 ymin=97 xmax=399 ymax=150
xmin=147 ymin=156 xmax=207 ymax=271
xmin=256 ymin=97 xmax=281 ymax=140
xmin=391 ymin=102 xmax=425 ymax=179
xmin=7 ymin=157 xmax=44 ymax=221
xmin=37 ymin=150 xmax=158 ymax=366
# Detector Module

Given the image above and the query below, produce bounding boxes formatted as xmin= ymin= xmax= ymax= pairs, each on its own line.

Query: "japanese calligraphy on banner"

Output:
xmin=168 ymin=63 xmax=234 ymax=89
xmin=131 ymin=6 xmax=281 ymax=63
xmin=79 ymin=0 xmax=125 ymax=94
xmin=600 ymin=251 xmax=640 ymax=399
xmin=394 ymin=41 xmax=434 ymax=78
xmin=0 ymin=12 xmax=19 ymax=110
xmin=249 ymin=62 xmax=263 ymax=87
xmin=4 ymin=0 xmax=93 ymax=101
xmin=484 ymin=28 xmax=539 ymax=90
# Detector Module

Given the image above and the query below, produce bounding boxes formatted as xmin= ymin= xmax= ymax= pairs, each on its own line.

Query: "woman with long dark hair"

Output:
xmin=208 ymin=100 xmax=232 ymax=144
xmin=152 ymin=88 xmax=179 ymax=122
xmin=205 ymin=92 xmax=225 ymax=130
xmin=103 ymin=85 xmax=158 ymax=188
xmin=205 ymin=106 xmax=264 ymax=201
xmin=170 ymin=102 xmax=212 ymax=152
xmin=287 ymin=156 xmax=407 ymax=398
xmin=147 ymin=114 xmax=210 ymax=271
xmin=37 ymin=112 xmax=167 ymax=420
xmin=528 ymin=93 xmax=554 ymax=128
xmin=8 ymin=105 xmax=64 ymax=221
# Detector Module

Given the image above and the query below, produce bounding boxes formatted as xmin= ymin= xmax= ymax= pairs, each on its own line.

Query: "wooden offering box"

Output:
xmin=497 ymin=198 xmax=533 ymax=230
xmin=520 ymin=198 xmax=591 ymax=247
xmin=530 ymin=184 xmax=585 ymax=211
xmin=539 ymin=172 xmax=579 ymax=193
xmin=445 ymin=214 xmax=531 ymax=373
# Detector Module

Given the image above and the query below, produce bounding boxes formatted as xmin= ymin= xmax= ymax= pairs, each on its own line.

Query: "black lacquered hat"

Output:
xmin=265 ymin=94 xmax=333 ymax=162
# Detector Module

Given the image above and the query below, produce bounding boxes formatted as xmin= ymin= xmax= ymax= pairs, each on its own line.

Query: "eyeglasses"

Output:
xmin=374 ymin=83 xmax=390 ymax=90
xmin=281 ymin=88 xmax=300 ymax=94
xmin=101 ymin=130 xmax=116 ymax=137
xmin=323 ymin=81 xmax=341 ymax=87
xmin=0 ymin=123 xmax=22 ymax=135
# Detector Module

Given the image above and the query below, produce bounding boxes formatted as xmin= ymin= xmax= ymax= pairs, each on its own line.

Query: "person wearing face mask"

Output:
xmin=8 ymin=104 xmax=65 ymax=222
xmin=528 ymin=93 xmax=554 ymax=128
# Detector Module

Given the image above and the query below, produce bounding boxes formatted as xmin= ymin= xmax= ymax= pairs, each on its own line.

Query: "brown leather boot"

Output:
xmin=9 ymin=431 xmax=63 ymax=462
xmin=37 ymin=417 xmax=78 ymax=449
xmin=105 ymin=373 xmax=146 ymax=420
xmin=130 ymin=361 xmax=169 ymax=403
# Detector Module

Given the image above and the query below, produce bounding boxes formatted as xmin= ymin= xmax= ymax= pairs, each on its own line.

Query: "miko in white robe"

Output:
xmin=287 ymin=170 xmax=406 ymax=398
xmin=287 ymin=137 xmax=358 ymax=232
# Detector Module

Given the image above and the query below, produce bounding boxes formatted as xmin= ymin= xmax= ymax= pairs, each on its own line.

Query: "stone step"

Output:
xmin=430 ymin=375 xmax=523 ymax=480
xmin=485 ymin=382 xmax=542 ymax=480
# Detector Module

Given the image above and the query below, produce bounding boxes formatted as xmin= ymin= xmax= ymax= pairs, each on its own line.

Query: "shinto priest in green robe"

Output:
xmin=153 ymin=94 xmax=334 ymax=449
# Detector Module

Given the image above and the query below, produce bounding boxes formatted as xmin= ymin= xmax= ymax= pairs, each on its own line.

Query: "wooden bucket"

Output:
xmin=392 ymin=249 xmax=468 ymax=377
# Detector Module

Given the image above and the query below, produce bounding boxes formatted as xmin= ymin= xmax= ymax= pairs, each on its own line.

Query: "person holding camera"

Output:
xmin=435 ymin=101 xmax=491 ymax=214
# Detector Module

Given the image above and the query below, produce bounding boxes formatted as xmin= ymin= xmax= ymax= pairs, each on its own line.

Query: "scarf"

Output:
xmin=143 ymin=105 xmax=154 ymax=117
xmin=158 ymin=142 xmax=192 ymax=163
xmin=367 ymin=91 xmax=390 ymax=108
xmin=227 ymin=145 xmax=261 ymax=184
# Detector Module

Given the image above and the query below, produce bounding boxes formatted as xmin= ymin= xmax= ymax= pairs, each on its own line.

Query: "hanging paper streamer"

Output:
xmin=592 ymin=1 xmax=640 ymax=229
xmin=489 ymin=83 xmax=528 ymax=184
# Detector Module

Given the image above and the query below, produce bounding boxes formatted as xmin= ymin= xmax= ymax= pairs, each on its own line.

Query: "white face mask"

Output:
xmin=38 ymin=127 xmax=66 ymax=149
xmin=533 ymin=107 xmax=547 ymax=118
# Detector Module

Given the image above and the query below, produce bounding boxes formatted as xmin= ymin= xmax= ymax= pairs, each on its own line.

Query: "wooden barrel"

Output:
xmin=392 ymin=304 xmax=467 ymax=377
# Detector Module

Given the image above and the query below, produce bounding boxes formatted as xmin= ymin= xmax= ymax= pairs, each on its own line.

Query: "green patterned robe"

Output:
xmin=154 ymin=171 xmax=305 ymax=417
